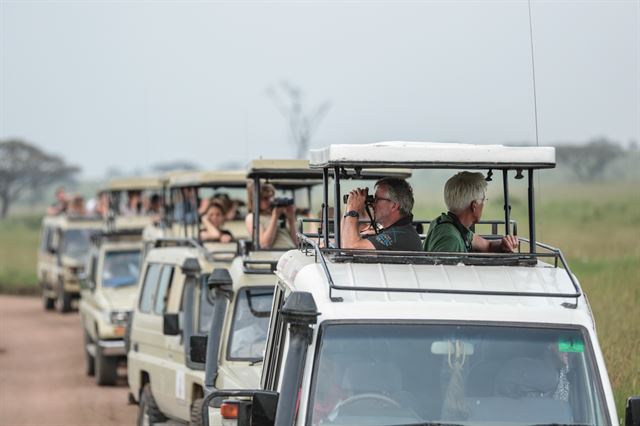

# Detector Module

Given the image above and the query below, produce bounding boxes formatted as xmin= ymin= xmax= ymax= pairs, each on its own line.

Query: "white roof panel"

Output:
xmin=309 ymin=141 xmax=556 ymax=169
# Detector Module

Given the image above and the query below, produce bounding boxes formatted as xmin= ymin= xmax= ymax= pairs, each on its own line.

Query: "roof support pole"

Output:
xmin=253 ymin=176 xmax=261 ymax=250
xmin=502 ymin=170 xmax=511 ymax=235
xmin=528 ymin=169 xmax=536 ymax=253
xmin=333 ymin=166 xmax=341 ymax=248
xmin=322 ymin=168 xmax=329 ymax=248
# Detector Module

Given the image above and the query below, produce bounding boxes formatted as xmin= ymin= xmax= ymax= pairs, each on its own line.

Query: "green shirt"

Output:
xmin=424 ymin=212 xmax=473 ymax=253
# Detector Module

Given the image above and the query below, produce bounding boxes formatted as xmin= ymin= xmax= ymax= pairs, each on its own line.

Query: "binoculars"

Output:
xmin=270 ymin=197 xmax=294 ymax=208
xmin=343 ymin=194 xmax=375 ymax=205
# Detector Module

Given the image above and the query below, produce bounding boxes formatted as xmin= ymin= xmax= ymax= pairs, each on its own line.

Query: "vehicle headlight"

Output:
xmin=106 ymin=310 xmax=131 ymax=325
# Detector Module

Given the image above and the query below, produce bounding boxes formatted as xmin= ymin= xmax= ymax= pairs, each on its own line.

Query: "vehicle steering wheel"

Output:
xmin=327 ymin=393 xmax=402 ymax=420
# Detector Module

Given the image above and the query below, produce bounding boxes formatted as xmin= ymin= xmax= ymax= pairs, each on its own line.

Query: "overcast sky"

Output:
xmin=1 ymin=0 xmax=638 ymax=178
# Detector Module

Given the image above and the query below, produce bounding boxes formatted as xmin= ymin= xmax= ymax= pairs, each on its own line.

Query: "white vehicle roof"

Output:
xmin=309 ymin=141 xmax=556 ymax=169
xmin=105 ymin=176 xmax=165 ymax=191
xmin=168 ymin=170 xmax=247 ymax=188
xmin=249 ymin=158 xmax=412 ymax=180
xmin=276 ymin=250 xmax=592 ymax=329
xmin=42 ymin=215 xmax=103 ymax=229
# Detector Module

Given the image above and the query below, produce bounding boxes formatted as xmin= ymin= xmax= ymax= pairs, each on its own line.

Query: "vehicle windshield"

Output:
xmin=309 ymin=324 xmax=606 ymax=426
xmin=62 ymin=229 xmax=96 ymax=261
xmin=101 ymin=250 xmax=141 ymax=288
xmin=227 ymin=287 xmax=274 ymax=360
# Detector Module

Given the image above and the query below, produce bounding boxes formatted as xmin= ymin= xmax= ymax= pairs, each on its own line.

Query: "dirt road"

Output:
xmin=0 ymin=295 xmax=137 ymax=425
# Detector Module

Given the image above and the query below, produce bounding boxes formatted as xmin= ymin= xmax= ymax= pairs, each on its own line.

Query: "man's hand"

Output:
xmin=500 ymin=234 xmax=519 ymax=252
xmin=346 ymin=188 xmax=368 ymax=215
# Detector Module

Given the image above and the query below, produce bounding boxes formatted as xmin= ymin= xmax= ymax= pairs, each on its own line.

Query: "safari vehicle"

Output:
xmin=38 ymin=215 xmax=103 ymax=312
xmin=79 ymin=217 xmax=145 ymax=385
xmin=127 ymin=170 xmax=250 ymax=426
xmin=203 ymin=142 xmax=635 ymax=426
xmin=199 ymin=160 xmax=414 ymax=426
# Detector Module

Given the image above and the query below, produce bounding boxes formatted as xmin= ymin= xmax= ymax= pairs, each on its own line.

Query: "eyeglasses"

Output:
xmin=373 ymin=196 xmax=393 ymax=204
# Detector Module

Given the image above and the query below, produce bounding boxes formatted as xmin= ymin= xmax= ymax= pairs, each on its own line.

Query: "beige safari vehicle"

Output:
xmin=38 ymin=215 xmax=103 ymax=312
xmin=78 ymin=217 xmax=145 ymax=386
xmin=204 ymin=142 xmax=630 ymax=426
xmin=201 ymin=160 xmax=412 ymax=426
xmin=127 ymin=170 xmax=249 ymax=426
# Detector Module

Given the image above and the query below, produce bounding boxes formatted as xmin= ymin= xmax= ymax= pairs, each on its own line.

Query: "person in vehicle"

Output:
xmin=122 ymin=190 xmax=143 ymax=216
xmin=245 ymin=182 xmax=297 ymax=249
xmin=424 ymin=171 xmax=518 ymax=253
xmin=200 ymin=200 xmax=233 ymax=242
xmin=67 ymin=194 xmax=86 ymax=216
xmin=342 ymin=177 xmax=422 ymax=251
xmin=47 ymin=186 xmax=68 ymax=215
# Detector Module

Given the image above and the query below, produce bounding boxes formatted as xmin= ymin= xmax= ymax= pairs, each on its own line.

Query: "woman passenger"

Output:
xmin=245 ymin=182 xmax=297 ymax=249
xmin=200 ymin=201 xmax=233 ymax=243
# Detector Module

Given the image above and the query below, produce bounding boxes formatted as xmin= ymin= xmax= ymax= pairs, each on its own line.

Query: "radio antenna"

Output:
xmin=528 ymin=0 xmax=540 ymax=147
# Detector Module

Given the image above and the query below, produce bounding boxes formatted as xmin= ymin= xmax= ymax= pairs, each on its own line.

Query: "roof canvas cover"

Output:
xmin=249 ymin=159 xmax=412 ymax=180
xmin=310 ymin=141 xmax=556 ymax=169
xmin=106 ymin=176 xmax=165 ymax=191
xmin=168 ymin=170 xmax=247 ymax=188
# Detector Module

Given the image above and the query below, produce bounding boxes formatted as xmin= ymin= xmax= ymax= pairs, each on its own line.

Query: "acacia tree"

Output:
xmin=267 ymin=81 xmax=331 ymax=159
xmin=0 ymin=139 xmax=80 ymax=218
xmin=555 ymin=138 xmax=624 ymax=181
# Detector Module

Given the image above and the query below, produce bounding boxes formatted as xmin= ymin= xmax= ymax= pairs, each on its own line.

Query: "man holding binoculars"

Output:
xmin=341 ymin=177 xmax=422 ymax=251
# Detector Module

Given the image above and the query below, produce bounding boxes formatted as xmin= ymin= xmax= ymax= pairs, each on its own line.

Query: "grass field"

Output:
xmin=0 ymin=180 xmax=638 ymax=418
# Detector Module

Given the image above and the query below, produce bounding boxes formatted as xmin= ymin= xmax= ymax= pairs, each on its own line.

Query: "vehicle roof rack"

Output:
xmin=310 ymin=141 xmax=555 ymax=169
xmin=248 ymin=159 xmax=412 ymax=180
xmin=296 ymin=234 xmax=581 ymax=304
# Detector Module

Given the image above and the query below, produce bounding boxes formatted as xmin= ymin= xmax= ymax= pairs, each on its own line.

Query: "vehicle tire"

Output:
xmin=42 ymin=287 xmax=55 ymax=311
xmin=137 ymin=383 xmax=167 ymax=426
xmin=190 ymin=398 xmax=204 ymax=426
xmin=56 ymin=278 xmax=72 ymax=313
xmin=83 ymin=330 xmax=95 ymax=377
xmin=95 ymin=346 xmax=118 ymax=386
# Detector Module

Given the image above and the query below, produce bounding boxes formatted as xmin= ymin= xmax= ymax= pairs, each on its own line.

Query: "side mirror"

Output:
xmin=190 ymin=335 xmax=207 ymax=364
xmin=627 ymin=396 xmax=640 ymax=426
xmin=163 ymin=313 xmax=180 ymax=336
xmin=79 ymin=273 xmax=94 ymax=291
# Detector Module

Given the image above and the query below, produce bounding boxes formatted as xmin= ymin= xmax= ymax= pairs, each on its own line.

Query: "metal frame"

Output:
xmin=297 ymin=234 xmax=582 ymax=302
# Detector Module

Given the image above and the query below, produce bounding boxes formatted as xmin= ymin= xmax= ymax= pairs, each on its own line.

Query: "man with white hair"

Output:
xmin=424 ymin=171 xmax=518 ymax=253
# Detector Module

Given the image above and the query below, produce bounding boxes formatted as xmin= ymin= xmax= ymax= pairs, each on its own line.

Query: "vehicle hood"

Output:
xmin=61 ymin=256 xmax=84 ymax=268
xmin=96 ymin=286 xmax=138 ymax=311
xmin=217 ymin=362 xmax=262 ymax=389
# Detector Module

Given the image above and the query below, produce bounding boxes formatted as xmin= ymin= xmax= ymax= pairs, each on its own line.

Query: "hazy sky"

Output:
xmin=1 ymin=0 xmax=638 ymax=178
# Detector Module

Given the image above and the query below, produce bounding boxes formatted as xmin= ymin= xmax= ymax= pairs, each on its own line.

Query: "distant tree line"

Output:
xmin=0 ymin=139 xmax=79 ymax=218
xmin=554 ymin=138 xmax=631 ymax=181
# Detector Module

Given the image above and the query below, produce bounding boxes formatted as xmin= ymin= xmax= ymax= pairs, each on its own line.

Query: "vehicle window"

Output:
xmin=62 ymin=229 xmax=97 ymax=262
xmin=153 ymin=266 xmax=174 ymax=315
xmin=198 ymin=274 xmax=214 ymax=333
xmin=227 ymin=287 xmax=274 ymax=360
xmin=102 ymin=250 xmax=141 ymax=288
xmin=40 ymin=227 xmax=50 ymax=252
xmin=308 ymin=324 xmax=606 ymax=426
xmin=139 ymin=263 xmax=162 ymax=313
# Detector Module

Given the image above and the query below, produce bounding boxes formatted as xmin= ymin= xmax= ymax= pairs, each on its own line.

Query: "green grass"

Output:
xmin=0 ymin=213 xmax=41 ymax=295
xmin=1 ymin=181 xmax=639 ymax=418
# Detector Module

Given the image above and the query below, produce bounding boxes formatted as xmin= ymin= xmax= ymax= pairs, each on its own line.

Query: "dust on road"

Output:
xmin=0 ymin=295 xmax=137 ymax=425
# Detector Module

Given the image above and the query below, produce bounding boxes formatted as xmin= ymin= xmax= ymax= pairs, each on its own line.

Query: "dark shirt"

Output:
xmin=423 ymin=212 xmax=473 ymax=253
xmin=366 ymin=215 xmax=423 ymax=251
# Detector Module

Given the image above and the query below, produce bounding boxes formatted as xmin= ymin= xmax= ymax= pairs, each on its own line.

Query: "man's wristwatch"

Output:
xmin=343 ymin=210 xmax=359 ymax=218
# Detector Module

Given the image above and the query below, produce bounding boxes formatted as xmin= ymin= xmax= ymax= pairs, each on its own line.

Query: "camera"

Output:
xmin=270 ymin=197 xmax=294 ymax=208
xmin=343 ymin=194 xmax=375 ymax=205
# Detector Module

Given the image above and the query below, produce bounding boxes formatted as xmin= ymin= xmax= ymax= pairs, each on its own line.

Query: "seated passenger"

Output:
xmin=200 ymin=201 xmax=233 ymax=243
xmin=245 ymin=182 xmax=297 ymax=249
xmin=47 ymin=187 xmax=68 ymax=216
xmin=424 ymin=172 xmax=518 ymax=253
xmin=341 ymin=178 xmax=422 ymax=251
xmin=67 ymin=194 xmax=86 ymax=216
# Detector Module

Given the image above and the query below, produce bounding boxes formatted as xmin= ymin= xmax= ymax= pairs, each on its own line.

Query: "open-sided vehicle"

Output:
xmin=79 ymin=217 xmax=145 ymax=385
xmin=201 ymin=160 xmax=412 ymax=426
xmin=38 ymin=215 xmax=102 ymax=312
xmin=127 ymin=170 xmax=249 ymax=426
xmin=204 ymin=142 xmax=633 ymax=426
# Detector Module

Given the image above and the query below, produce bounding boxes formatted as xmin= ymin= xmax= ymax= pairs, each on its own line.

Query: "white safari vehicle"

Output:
xmin=79 ymin=218 xmax=144 ymax=385
xmin=127 ymin=170 xmax=249 ymax=426
xmin=203 ymin=142 xmax=634 ymax=426
xmin=38 ymin=215 xmax=103 ymax=312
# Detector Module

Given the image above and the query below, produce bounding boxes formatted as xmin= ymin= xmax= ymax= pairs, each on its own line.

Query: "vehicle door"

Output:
xmin=37 ymin=225 xmax=53 ymax=286
xmin=79 ymin=248 xmax=100 ymax=339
